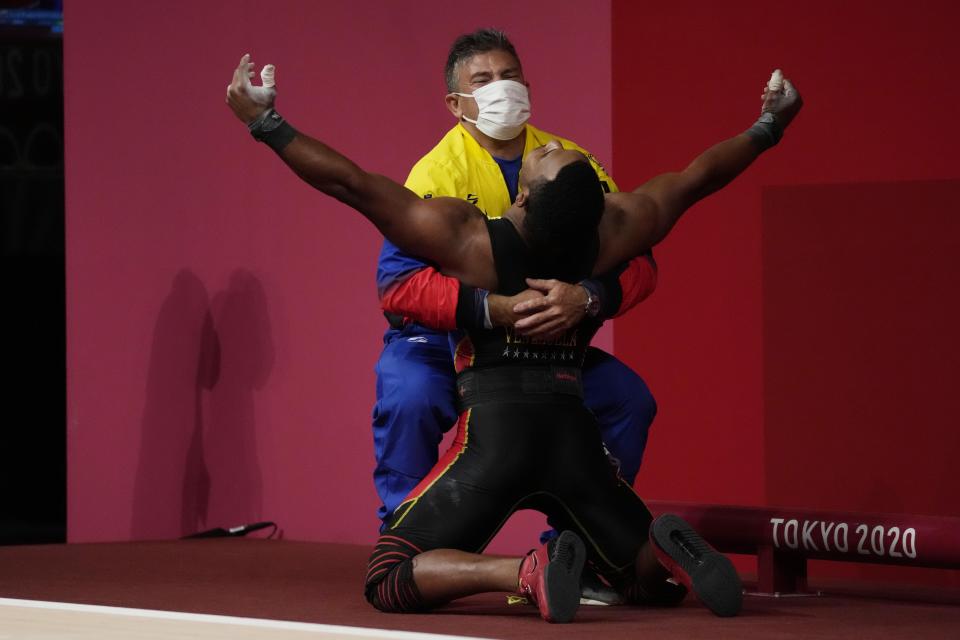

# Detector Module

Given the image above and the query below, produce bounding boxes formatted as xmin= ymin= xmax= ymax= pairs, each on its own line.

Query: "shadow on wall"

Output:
xmin=130 ymin=269 xmax=274 ymax=540
xmin=204 ymin=270 xmax=274 ymax=529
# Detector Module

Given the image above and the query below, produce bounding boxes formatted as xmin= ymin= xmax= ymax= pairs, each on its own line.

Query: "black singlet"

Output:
xmin=453 ymin=218 xmax=603 ymax=373
xmin=366 ymin=216 xmax=653 ymax=604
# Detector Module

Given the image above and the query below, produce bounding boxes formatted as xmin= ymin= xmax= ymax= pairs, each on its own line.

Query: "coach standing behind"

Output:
xmin=372 ymin=30 xmax=660 ymax=601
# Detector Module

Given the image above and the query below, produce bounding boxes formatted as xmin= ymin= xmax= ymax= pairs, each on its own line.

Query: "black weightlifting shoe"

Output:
xmin=649 ymin=514 xmax=743 ymax=617
xmin=517 ymin=530 xmax=586 ymax=623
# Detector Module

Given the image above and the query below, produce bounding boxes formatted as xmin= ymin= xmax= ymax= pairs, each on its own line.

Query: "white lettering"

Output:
xmin=870 ymin=525 xmax=885 ymax=556
xmin=770 ymin=517 xmax=785 ymax=549
xmin=856 ymin=524 xmax=870 ymax=555
xmin=784 ymin=519 xmax=799 ymax=550
xmin=802 ymin=520 xmax=819 ymax=551
xmin=835 ymin=523 xmax=849 ymax=552
xmin=888 ymin=527 xmax=902 ymax=558
xmin=820 ymin=521 xmax=835 ymax=551
xmin=903 ymin=528 xmax=917 ymax=558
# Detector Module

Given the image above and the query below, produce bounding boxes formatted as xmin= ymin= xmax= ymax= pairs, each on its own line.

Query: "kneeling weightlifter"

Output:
xmin=225 ymin=55 xmax=801 ymax=623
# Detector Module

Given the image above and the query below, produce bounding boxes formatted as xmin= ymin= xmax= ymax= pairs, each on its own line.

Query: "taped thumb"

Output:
xmin=261 ymin=64 xmax=276 ymax=89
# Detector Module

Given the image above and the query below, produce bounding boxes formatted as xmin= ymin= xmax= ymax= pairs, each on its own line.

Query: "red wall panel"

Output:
xmin=612 ymin=0 xmax=960 ymax=585
xmin=762 ymin=180 xmax=960 ymax=587
xmin=763 ymin=180 xmax=960 ymax=518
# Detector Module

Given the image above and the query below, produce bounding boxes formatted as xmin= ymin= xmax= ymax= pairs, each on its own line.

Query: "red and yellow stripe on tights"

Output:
xmin=453 ymin=335 xmax=475 ymax=373
xmin=390 ymin=408 xmax=472 ymax=529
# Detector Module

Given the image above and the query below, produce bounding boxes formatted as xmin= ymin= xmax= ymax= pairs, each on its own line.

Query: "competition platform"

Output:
xmin=1 ymin=502 xmax=958 ymax=639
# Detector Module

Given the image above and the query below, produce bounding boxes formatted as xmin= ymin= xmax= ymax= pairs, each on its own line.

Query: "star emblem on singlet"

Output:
xmin=513 ymin=348 xmax=520 ymax=358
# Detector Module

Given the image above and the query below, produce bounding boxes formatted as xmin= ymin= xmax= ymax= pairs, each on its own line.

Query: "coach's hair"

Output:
xmin=523 ymin=160 xmax=605 ymax=282
xmin=445 ymin=28 xmax=521 ymax=92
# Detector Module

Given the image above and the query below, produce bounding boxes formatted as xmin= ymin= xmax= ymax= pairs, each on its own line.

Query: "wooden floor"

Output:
xmin=0 ymin=539 xmax=957 ymax=639
xmin=0 ymin=598 xmax=487 ymax=640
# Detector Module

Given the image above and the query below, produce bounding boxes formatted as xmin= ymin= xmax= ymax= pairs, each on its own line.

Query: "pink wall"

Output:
xmin=611 ymin=1 xmax=960 ymax=585
xmin=67 ymin=0 xmax=958 ymax=588
xmin=65 ymin=1 xmax=613 ymax=549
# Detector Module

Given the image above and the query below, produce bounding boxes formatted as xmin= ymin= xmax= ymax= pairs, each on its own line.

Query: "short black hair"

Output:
xmin=445 ymin=28 xmax=521 ymax=92
xmin=523 ymin=161 xmax=605 ymax=282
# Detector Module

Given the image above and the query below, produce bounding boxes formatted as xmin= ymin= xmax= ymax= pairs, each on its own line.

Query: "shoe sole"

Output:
xmin=579 ymin=596 xmax=619 ymax=606
xmin=650 ymin=514 xmax=743 ymax=617
xmin=543 ymin=530 xmax=586 ymax=623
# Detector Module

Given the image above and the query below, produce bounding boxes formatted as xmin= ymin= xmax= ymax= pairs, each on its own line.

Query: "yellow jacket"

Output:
xmin=403 ymin=123 xmax=618 ymax=216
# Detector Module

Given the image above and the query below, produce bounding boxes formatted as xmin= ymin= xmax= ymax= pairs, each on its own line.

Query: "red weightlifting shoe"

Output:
xmin=649 ymin=514 xmax=743 ymax=617
xmin=517 ymin=530 xmax=586 ymax=623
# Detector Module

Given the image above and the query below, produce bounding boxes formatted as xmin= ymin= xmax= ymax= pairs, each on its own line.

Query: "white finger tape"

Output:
xmin=261 ymin=65 xmax=276 ymax=88
xmin=768 ymin=69 xmax=783 ymax=92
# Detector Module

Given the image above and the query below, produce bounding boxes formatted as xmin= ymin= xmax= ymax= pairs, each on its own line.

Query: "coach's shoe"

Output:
xmin=518 ymin=530 xmax=586 ymax=623
xmin=580 ymin=567 xmax=624 ymax=605
xmin=649 ymin=514 xmax=743 ymax=617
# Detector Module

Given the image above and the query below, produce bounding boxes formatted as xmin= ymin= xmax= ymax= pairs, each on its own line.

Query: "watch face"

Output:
xmin=586 ymin=294 xmax=600 ymax=317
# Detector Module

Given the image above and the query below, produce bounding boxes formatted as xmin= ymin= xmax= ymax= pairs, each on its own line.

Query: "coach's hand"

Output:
xmin=488 ymin=289 xmax=544 ymax=328
xmin=226 ymin=53 xmax=277 ymax=124
xmin=511 ymin=278 xmax=588 ymax=340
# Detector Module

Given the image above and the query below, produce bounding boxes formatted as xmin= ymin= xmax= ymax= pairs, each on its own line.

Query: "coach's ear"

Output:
xmin=514 ymin=187 xmax=529 ymax=208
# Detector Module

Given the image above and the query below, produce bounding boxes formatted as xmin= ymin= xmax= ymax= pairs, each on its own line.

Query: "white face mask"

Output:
xmin=455 ymin=80 xmax=531 ymax=141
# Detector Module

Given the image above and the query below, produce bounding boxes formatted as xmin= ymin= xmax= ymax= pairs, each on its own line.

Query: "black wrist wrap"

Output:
xmin=586 ymin=267 xmax=625 ymax=320
xmin=456 ymin=284 xmax=489 ymax=330
xmin=249 ymin=108 xmax=297 ymax=153
xmin=744 ymin=111 xmax=783 ymax=151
